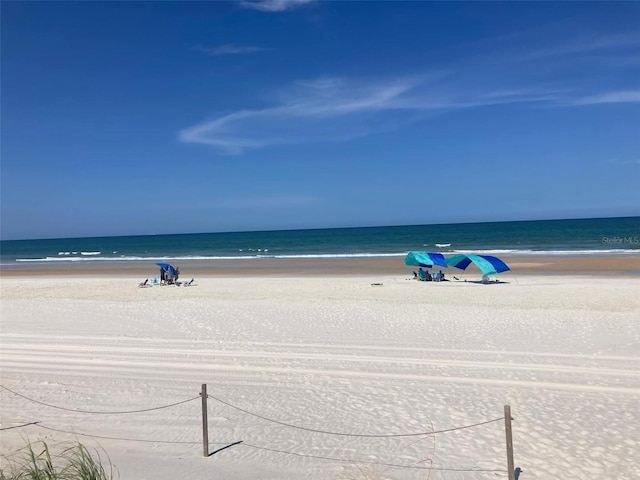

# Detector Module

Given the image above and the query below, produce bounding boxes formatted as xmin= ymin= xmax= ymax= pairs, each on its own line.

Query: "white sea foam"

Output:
xmin=12 ymin=249 xmax=640 ymax=263
xmin=15 ymin=252 xmax=407 ymax=262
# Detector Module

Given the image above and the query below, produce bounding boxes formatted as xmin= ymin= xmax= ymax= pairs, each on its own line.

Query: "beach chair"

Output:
xmin=418 ymin=269 xmax=429 ymax=281
xmin=184 ymin=278 xmax=195 ymax=287
xmin=138 ymin=278 xmax=149 ymax=288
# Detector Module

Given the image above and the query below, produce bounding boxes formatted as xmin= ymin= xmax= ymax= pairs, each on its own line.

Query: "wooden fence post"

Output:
xmin=504 ymin=405 xmax=515 ymax=480
xmin=202 ymin=384 xmax=209 ymax=457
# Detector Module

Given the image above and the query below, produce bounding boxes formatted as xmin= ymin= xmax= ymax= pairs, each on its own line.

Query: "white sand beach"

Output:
xmin=1 ymin=271 xmax=639 ymax=479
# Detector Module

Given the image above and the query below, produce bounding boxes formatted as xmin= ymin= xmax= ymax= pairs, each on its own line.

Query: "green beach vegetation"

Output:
xmin=0 ymin=440 xmax=116 ymax=480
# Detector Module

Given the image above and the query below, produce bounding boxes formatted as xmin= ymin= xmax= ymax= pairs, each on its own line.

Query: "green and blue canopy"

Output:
xmin=404 ymin=251 xmax=448 ymax=268
xmin=446 ymin=254 xmax=510 ymax=276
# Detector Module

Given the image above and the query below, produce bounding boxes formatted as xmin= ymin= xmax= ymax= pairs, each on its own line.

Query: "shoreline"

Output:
xmin=1 ymin=253 xmax=639 ymax=278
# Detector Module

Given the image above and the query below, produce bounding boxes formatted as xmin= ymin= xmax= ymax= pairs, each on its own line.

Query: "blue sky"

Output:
xmin=1 ymin=0 xmax=639 ymax=240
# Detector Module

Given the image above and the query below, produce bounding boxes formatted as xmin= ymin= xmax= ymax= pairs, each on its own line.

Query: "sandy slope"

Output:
xmin=1 ymin=275 xmax=639 ymax=479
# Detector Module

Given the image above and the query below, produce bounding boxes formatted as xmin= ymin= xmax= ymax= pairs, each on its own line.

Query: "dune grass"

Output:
xmin=0 ymin=440 xmax=117 ymax=480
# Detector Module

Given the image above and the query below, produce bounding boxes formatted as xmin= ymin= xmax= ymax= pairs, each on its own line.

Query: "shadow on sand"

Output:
xmin=208 ymin=441 xmax=243 ymax=457
xmin=460 ymin=279 xmax=509 ymax=285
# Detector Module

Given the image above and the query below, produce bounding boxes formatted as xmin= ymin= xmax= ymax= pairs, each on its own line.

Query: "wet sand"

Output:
xmin=1 ymin=253 xmax=639 ymax=278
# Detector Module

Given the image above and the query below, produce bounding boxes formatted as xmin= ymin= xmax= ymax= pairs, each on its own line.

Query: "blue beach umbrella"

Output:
xmin=156 ymin=262 xmax=178 ymax=277
xmin=446 ymin=254 xmax=510 ymax=276
xmin=404 ymin=251 xmax=448 ymax=268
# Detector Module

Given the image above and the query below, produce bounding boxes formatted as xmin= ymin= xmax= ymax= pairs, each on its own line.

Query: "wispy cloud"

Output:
xmin=570 ymin=90 xmax=640 ymax=106
xmin=180 ymin=29 xmax=640 ymax=153
xmin=179 ymin=76 xmax=420 ymax=151
xmin=193 ymin=44 xmax=270 ymax=56
xmin=178 ymin=75 xmax=565 ymax=152
xmin=239 ymin=0 xmax=315 ymax=12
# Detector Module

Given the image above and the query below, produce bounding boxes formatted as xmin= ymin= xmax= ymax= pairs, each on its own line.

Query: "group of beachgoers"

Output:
xmin=160 ymin=266 xmax=179 ymax=284
xmin=413 ymin=268 xmax=446 ymax=282
xmin=138 ymin=277 xmax=196 ymax=288
xmin=138 ymin=266 xmax=196 ymax=288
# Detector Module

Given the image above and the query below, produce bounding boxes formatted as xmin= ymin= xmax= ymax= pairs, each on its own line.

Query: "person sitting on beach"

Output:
xmin=419 ymin=268 xmax=432 ymax=281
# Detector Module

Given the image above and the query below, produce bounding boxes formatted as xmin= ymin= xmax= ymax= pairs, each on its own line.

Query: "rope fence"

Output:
xmin=1 ymin=383 xmax=516 ymax=477
xmin=3 ymin=423 xmax=506 ymax=475
xmin=207 ymin=392 xmax=504 ymax=438
xmin=0 ymin=385 xmax=200 ymax=415
xmin=35 ymin=424 xmax=201 ymax=445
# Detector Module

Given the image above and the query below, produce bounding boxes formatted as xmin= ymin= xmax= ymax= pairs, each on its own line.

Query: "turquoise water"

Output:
xmin=1 ymin=217 xmax=638 ymax=264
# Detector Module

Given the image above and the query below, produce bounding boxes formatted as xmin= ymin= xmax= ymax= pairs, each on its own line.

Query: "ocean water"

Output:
xmin=1 ymin=217 xmax=638 ymax=265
